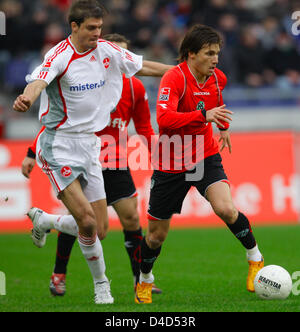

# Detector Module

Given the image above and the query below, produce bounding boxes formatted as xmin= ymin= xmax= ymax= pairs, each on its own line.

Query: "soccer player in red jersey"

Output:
xmin=22 ymin=34 xmax=162 ymax=296
xmin=135 ymin=25 xmax=264 ymax=304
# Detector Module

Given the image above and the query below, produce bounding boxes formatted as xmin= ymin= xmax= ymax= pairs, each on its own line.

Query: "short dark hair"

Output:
xmin=103 ymin=33 xmax=130 ymax=48
xmin=178 ymin=24 xmax=223 ymax=62
xmin=68 ymin=0 xmax=106 ymax=27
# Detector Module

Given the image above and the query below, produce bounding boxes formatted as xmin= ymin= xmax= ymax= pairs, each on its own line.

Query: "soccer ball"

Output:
xmin=254 ymin=265 xmax=292 ymax=300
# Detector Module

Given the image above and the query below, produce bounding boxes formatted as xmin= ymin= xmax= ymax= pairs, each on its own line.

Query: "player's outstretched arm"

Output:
xmin=137 ymin=60 xmax=173 ymax=77
xmin=13 ymin=80 xmax=48 ymax=113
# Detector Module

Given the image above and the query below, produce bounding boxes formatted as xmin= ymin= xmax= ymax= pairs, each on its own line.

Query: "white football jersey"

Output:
xmin=30 ymin=37 xmax=143 ymax=134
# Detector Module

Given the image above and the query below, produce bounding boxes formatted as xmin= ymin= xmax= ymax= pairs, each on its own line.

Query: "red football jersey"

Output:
xmin=97 ymin=74 xmax=155 ymax=169
xmin=30 ymin=75 xmax=155 ymax=170
xmin=152 ymin=61 xmax=228 ymax=173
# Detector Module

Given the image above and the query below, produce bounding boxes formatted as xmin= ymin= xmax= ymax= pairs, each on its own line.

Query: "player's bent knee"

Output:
xmin=147 ymin=231 xmax=167 ymax=249
xmin=96 ymin=219 xmax=108 ymax=240
xmin=80 ymin=222 xmax=97 ymax=238
xmin=122 ymin=212 xmax=140 ymax=230
xmin=215 ymin=205 xmax=238 ymax=224
xmin=77 ymin=211 xmax=97 ymax=237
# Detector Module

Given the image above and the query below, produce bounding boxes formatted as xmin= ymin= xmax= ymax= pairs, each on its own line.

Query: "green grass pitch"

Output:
xmin=0 ymin=225 xmax=300 ymax=312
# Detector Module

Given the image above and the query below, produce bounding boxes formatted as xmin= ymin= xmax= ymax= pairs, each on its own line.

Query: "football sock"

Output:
xmin=54 ymin=232 xmax=76 ymax=274
xmin=227 ymin=212 xmax=257 ymax=250
xmin=246 ymin=244 xmax=263 ymax=262
xmin=38 ymin=212 xmax=79 ymax=236
xmin=78 ymin=233 xmax=107 ymax=284
xmin=140 ymin=271 xmax=155 ymax=284
xmin=37 ymin=211 xmax=59 ymax=231
xmin=123 ymin=228 xmax=143 ymax=284
xmin=54 ymin=215 xmax=79 ymax=237
xmin=140 ymin=237 xmax=161 ymax=276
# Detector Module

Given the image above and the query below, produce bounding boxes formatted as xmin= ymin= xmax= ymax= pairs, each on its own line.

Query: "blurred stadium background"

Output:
xmin=0 ymin=0 xmax=300 ymax=232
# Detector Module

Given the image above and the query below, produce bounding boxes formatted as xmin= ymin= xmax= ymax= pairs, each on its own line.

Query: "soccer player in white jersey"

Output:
xmin=13 ymin=0 xmax=172 ymax=305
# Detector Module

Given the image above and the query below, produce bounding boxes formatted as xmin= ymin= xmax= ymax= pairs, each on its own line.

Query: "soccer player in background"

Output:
xmin=13 ymin=0 xmax=171 ymax=304
xmin=22 ymin=33 xmax=162 ymax=297
xmin=135 ymin=24 xmax=264 ymax=304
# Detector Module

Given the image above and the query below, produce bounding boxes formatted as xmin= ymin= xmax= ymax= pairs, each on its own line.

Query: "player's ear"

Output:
xmin=188 ymin=51 xmax=196 ymax=60
xmin=71 ymin=21 xmax=80 ymax=33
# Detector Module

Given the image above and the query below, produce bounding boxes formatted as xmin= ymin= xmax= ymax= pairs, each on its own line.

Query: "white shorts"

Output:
xmin=36 ymin=129 xmax=106 ymax=203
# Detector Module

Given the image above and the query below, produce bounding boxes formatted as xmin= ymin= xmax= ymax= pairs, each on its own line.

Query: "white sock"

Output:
xmin=38 ymin=212 xmax=79 ymax=237
xmin=78 ymin=233 xmax=107 ymax=284
xmin=38 ymin=211 xmax=58 ymax=231
xmin=247 ymin=245 xmax=263 ymax=262
xmin=54 ymin=215 xmax=79 ymax=237
xmin=140 ymin=271 xmax=154 ymax=284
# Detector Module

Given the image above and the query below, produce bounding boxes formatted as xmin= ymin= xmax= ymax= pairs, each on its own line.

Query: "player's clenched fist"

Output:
xmin=21 ymin=156 xmax=36 ymax=179
xmin=13 ymin=95 xmax=32 ymax=112
xmin=206 ymin=104 xmax=233 ymax=128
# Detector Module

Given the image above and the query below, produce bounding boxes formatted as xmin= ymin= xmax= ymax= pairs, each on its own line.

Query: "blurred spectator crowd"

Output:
xmin=0 ymin=0 xmax=300 ymax=92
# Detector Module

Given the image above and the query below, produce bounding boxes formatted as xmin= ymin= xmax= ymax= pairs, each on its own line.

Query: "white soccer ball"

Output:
xmin=254 ymin=265 xmax=292 ymax=300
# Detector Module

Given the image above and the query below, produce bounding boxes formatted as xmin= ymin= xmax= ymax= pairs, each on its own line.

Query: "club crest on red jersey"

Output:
xmin=61 ymin=166 xmax=72 ymax=178
xmin=196 ymin=101 xmax=205 ymax=111
xmin=159 ymin=87 xmax=171 ymax=101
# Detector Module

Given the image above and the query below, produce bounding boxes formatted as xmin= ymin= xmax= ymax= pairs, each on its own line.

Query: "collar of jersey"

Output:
xmin=182 ymin=61 xmax=213 ymax=90
xmin=67 ymin=36 xmax=97 ymax=57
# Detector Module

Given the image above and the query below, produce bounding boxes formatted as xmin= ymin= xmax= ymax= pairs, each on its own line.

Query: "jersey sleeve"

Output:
xmin=26 ymin=65 xmax=42 ymax=84
xmin=131 ymin=78 xmax=155 ymax=151
xmin=156 ymin=69 xmax=207 ymax=129
xmin=30 ymin=42 xmax=68 ymax=85
xmin=106 ymin=41 xmax=143 ymax=78
xmin=120 ymin=48 xmax=143 ymax=78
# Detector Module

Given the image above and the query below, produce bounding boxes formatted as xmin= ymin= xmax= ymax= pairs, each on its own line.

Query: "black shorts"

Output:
xmin=102 ymin=169 xmax=137 ymax=206
xmin=148 ymin=153 xmax=229 ymax=220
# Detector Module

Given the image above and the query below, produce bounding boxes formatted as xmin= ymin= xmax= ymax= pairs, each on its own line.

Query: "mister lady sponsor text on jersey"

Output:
xmin=70 ymin=80 xmax=106 ymax=92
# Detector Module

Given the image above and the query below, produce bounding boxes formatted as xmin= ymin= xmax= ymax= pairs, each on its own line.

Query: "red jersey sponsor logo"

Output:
xmin=109 ymin=118 xmax=127 ymax=131
xmin=60 ymin=166 xmax=72 ymax=177
xmin=194 ymin=92 xmax=210 ymax=96
xmin=159 ymin=87 xmax=171 ymax=101
xmin=103 ymin=57 xmax=110 ymax=69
